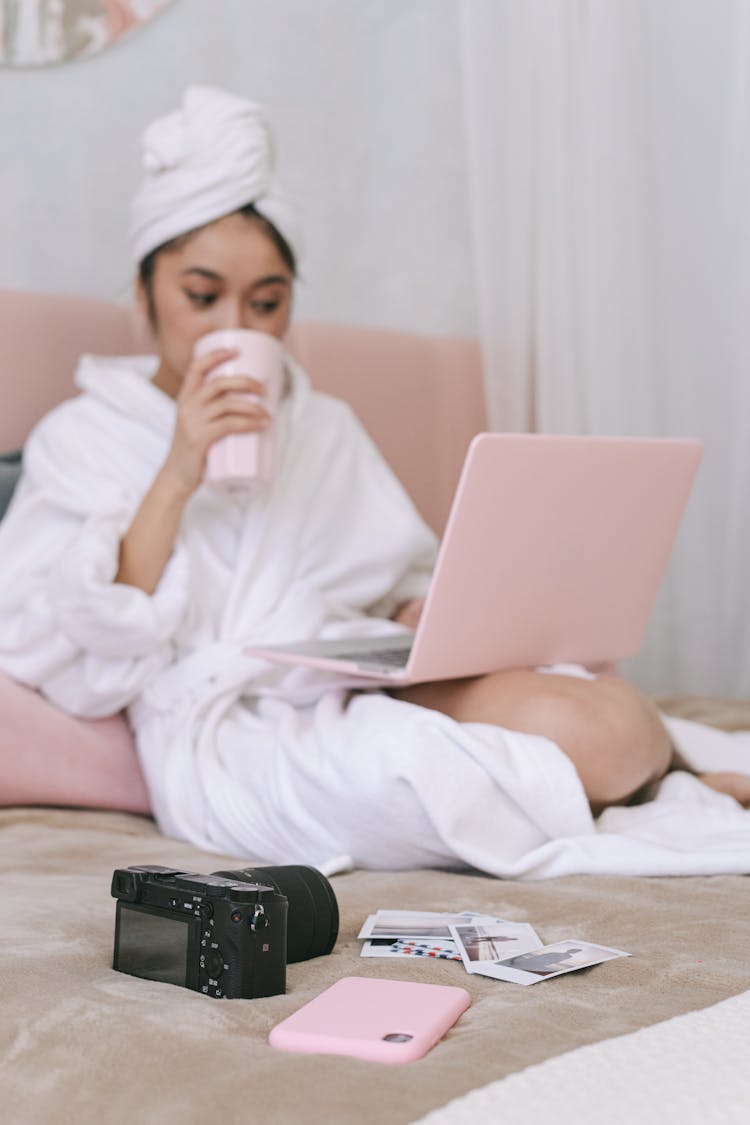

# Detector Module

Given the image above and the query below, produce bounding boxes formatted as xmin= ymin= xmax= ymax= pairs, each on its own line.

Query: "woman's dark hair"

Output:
xmin=138 ymin=203 xmax=297 ymax=326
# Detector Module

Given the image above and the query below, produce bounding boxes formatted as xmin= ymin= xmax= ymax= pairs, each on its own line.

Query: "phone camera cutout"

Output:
xmin=383 ymin=1033 xmax=413 ymax=1043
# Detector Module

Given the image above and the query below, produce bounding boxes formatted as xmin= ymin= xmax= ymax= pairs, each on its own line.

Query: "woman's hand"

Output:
xmin=393 ymin=597 xmax=425 ymax=629
xmin=161 ymin=348 xmax=272 ymax=496
xmin=117 ymin=349 xmax=272 ymax=593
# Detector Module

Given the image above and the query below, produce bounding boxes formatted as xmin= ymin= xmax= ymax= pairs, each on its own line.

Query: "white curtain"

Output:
xmin=461 ymin=0 xmax=750 ymax=697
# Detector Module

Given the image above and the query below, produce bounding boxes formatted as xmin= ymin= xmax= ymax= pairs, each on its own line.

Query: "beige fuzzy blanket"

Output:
xmin=2 ymin=696 xmax=749 ymax=1125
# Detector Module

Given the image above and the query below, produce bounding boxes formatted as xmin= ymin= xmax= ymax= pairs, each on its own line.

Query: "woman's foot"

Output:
xmin=698 ymin=771 xmax=750 ymax=807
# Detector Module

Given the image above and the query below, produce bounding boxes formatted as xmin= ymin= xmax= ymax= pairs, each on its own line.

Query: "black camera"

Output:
xmin=111 ymin=864 xmax=339 ymax=1000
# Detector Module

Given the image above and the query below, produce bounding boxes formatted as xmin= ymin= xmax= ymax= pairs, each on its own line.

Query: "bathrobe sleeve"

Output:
xmin=0 ymin=401 xmax=188 ymax=718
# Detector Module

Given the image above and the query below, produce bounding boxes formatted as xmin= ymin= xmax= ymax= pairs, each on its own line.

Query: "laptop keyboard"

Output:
xmin=332 ymin=645 xmax=413 ymax=670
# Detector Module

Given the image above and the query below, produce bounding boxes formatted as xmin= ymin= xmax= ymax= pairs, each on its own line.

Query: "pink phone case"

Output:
xmin=268 ymin=976 xmax=471 ymax=1064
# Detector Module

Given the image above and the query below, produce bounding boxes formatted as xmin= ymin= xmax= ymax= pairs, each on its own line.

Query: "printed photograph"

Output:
xmin=489 ymin=940 xmax=631 ymax=986
xmin=451 ymin=922 xmax=541 ymax=963
xmin=358 ymin=910 xmax=474 ymax=941
xmin=360 ymin=937 xmax=462 ymax=962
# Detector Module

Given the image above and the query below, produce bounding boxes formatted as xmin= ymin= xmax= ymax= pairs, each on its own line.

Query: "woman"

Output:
xmin=0 ymin=87 xmax=745 ymax=875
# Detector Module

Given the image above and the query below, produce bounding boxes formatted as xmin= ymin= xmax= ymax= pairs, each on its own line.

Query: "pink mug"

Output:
xmin=193 ymin=328 xmax=285 ymax=488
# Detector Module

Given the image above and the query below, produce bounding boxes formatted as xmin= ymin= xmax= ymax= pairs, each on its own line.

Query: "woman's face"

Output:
xmin=140 ymin=212 xmax=294 ymax=398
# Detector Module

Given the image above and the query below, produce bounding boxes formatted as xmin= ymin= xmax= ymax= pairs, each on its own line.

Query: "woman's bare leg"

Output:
xmin=393 ymin=670 xmax=672 ymax=814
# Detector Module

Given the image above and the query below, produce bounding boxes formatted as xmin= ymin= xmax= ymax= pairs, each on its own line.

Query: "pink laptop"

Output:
xmin=245 ymin=432 xmax=703 ymax=684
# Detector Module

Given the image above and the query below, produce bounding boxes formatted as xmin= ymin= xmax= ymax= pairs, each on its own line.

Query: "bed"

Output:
xmin=1 ymin=289 xmax=748 ymax=1124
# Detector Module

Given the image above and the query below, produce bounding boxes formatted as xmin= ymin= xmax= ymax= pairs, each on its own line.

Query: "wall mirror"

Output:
xmin=0 ymin=0 xmax=174 ymax=66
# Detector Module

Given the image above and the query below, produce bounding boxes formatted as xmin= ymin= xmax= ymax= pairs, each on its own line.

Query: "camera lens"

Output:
xmin=211 ymin=865 xmax=339 ymax=964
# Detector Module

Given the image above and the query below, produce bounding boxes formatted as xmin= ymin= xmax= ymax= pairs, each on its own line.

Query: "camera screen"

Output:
xmin=116 ymin=905 xmax=190 ymax=986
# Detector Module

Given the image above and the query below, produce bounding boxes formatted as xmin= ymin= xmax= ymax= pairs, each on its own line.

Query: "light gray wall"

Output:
xmin=0 ymin=0 xmax=477 ymax=336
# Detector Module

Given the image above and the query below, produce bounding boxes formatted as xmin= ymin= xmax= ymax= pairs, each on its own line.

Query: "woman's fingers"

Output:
xmin=393 ymin=598 xmax=426 ymax=628
xmin=202 ymin=415 xmax=269 ymax=447
xmin=181 ymin=347 xmax=239 ymax=395
xmin=166 ymin=353 xmax=273 ymax=493
xmin=203 ymin=395 xmax=272 ymax=426
xmin=196 ymin=374 xmax=267 ymax=402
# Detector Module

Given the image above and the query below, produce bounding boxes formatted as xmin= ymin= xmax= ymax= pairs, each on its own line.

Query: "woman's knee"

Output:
xmin=561 ymin=676 xmax=672 ymax=807
xmin=596 ymin=676 xmax=671 ymax=773
xmin=487 ymin=671 xmax=672 ymax=808
xmin=395 ymin=667 xmax=672 ymax=808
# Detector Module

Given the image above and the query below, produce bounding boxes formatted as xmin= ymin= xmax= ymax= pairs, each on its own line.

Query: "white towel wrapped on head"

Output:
xmin=129 ymin=85 xmax=299 ymax=264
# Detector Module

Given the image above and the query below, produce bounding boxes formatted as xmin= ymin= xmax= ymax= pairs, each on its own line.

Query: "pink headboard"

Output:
xmin=0 ymin=289 xmax=486 ymax=533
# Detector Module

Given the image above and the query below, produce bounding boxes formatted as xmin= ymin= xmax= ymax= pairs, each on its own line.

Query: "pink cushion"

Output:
xmin=0 ymin=671 xmax=149 ymax=811
xmin=0 ymin=290 xmax=153 ymax=451
xmin=287 ymin=323 xmax=485 ymax=535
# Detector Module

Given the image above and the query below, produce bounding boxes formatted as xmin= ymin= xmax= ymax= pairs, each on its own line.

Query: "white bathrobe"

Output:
xmin=1 ymin=353 xmax=750 ymax=878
